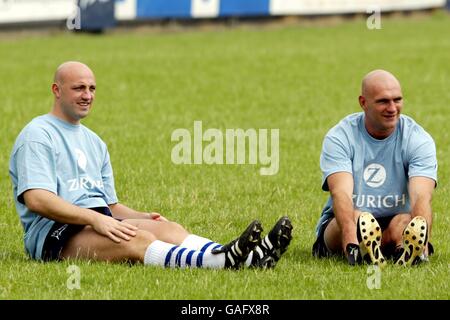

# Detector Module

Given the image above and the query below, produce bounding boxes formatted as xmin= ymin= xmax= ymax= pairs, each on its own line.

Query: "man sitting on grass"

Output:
xmin=9 ymin=61 xmax=292 ymax=269
xmin=312 ymin=70 xmax=437 ymax=267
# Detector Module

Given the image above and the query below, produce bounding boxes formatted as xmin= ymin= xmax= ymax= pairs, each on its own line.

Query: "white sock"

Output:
xmin=180 ymin=234 xmax=222 ymax=252
xmin=144 ymin=240 xmax=174 ymax=267
xmin=144 ymin=240 xmax=225 ymax=269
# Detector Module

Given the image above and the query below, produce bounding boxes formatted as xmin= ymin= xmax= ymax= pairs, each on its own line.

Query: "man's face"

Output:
xmin=360 ymin=81 xmax=403 ymax=138
xmin=53 ymin=68 xmax=96 ymax=123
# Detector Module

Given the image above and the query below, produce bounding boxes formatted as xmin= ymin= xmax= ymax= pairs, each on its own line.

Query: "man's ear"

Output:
xmin=52 ymin=83 xmax=61 ymax=98
xmin=358 ymin=95 xmax=366 ymax=111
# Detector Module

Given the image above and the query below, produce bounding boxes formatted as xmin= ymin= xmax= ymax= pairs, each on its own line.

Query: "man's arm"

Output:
xmin=328 ymin=172 xmax=358 ymax=251
xmin=109 ymin=203 xmax=168 ymax=221
xmin=409 ymin=176 xmax=435 ymax=241
xmin=23 ymin=189 xmax=138 ymax=243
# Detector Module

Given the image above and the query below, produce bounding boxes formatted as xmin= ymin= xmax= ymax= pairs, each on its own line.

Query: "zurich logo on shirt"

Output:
xmin=363 ymin=163 xmax=386 ymax=188
xmin=67 ymin=148 xmax=104 ymax=192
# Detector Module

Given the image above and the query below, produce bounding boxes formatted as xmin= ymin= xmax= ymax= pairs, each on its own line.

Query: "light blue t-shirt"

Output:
xmin=9 ymin=114 xmax=118 ymax=260
xmin=317 ymin=112 xmax=437 ymax=232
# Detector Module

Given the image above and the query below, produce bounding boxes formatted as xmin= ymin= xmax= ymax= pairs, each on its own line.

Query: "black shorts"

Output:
xmin=41 ymin=207 xmax=112 ymax=261
xmin=312 ymin=215 xmax=397 ymax=258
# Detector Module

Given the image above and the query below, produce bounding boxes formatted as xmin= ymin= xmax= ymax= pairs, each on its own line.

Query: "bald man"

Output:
xmin=9 ymin=61 xmax=293 ymax=269
xmin=312 ymin=70 xmax=437 ymax=267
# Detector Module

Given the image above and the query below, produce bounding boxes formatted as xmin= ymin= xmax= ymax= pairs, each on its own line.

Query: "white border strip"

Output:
xmin=270 ymin=0 xmax=447 ymax=16
xmin=0 ymin=0 xmax=76 ymax=23
xmin=0 ymin=0 xmax=446 ymax=24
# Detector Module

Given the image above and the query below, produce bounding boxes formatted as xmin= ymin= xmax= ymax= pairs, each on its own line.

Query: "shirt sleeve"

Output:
xmin=101 ymin=148 xmax=118 ymax=204
xmin=407 ymin=130 xmax=438 ymax=184
xmin=320 ymin=132 xmax=353 ymax=191
xmin=15 ymin=141 xmax=58 ymax=204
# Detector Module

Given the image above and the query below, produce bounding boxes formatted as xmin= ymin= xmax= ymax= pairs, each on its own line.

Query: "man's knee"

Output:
xmin=382 ymin=213 xmax=411 ymax=244
xmin=395 ymin=213 xmax=412 ymax=224
xmin=387 ymin=213 xmax=411 ymax=232
xmin=168 ymin=221 xmax=188 ymax=234
xmin=130 ymin=230 xmax=157 ymax=248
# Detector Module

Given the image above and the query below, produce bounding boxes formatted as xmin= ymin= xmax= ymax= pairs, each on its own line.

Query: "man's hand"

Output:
xmin=143 ymin=212 xmax=168 ymax=222
xmin=91 ymin=213 xmax=138 ymax=243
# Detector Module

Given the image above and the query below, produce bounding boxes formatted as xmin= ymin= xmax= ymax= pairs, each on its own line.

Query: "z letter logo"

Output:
xmin=74 ymin=148 xmax=87 ymax=170
xmin=363 ymin=164 xmax=386 ymax=188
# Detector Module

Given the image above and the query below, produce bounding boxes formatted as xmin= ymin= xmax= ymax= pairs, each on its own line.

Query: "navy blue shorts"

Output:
xmin=41 ymin=207 xmax=113 ymax=261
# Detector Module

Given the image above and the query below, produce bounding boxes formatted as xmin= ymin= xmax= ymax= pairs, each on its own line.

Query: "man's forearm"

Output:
xmin=411 ymin=197 xmax=433 ymax=236
xmin=109 ymin=203 xmax=147 ymax=220
xmin=408 ymin=176 xmax=435 ymax=243
xmin=23 ymin=189 xmax=99 ymax=226
xmin=332 ymin=192 xmax=358 ymax=248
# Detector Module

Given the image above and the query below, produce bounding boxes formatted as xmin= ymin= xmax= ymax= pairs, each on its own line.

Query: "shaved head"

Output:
xmin=358 ymin=69 xmax=403 ymax=139
xmin=53 ymin=61 xmax=94 ymax=85
xmin=51 ymin=61 xmax=96 ymax=124
xmin=361 ymin=69 xmax=401 ymax=97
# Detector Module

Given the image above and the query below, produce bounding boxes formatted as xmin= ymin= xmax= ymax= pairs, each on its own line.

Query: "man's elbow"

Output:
xmin=23 ymin=190 xmax=47 ymax=213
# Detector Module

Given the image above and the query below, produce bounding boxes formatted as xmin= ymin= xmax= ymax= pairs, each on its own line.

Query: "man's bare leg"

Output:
xmin=60 ymin=220 xmax=262 ymax=269
xmin=61 ymin=226 xmax=156 ymax=262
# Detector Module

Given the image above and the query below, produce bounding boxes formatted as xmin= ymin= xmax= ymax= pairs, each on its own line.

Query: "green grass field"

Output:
xmin=0 ymin=12 xmax=449 ymax=300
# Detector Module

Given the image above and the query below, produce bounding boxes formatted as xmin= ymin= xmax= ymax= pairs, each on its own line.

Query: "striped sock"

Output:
xmin=180 ymin=234 xmax=222 ymax=253
xmin=144 ymin=240 xmax=225 ymax=269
